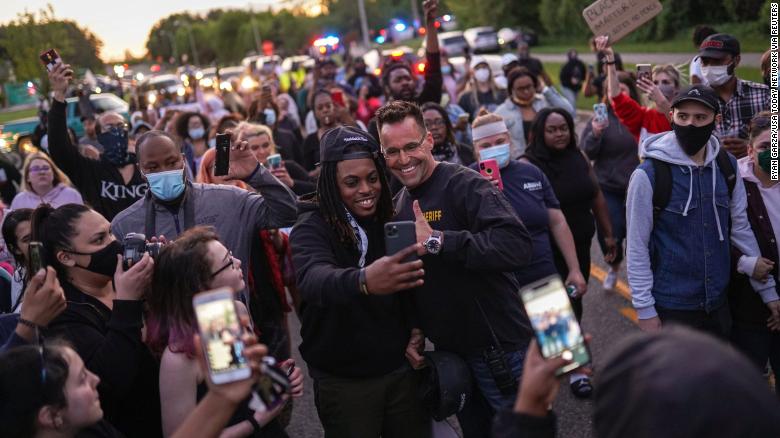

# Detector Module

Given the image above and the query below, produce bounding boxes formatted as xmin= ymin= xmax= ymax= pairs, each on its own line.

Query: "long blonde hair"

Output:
xmin=21 ymin=152 xmax=73 ymax=193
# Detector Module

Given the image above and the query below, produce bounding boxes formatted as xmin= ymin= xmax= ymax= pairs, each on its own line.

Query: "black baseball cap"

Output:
xmin=698 ymin=33 xmax=740 ymax=59
xmin=671 ymin=85 xmax=720 ymax=113
xmin=319 ymin=126 xmax=379 ymax=163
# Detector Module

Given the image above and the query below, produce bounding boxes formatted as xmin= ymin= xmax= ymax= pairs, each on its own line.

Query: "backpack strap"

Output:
xmin=649 ymin=158 xmax=672 ymax=223
xmin=715 ymin=148 xmax=736 ymax=198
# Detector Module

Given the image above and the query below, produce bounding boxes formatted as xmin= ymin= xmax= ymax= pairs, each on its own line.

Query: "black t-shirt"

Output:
xmin=393 ymin=162 xmax=534 ymax=354
xmin=301 ymin=132 xmax=321 ymax=172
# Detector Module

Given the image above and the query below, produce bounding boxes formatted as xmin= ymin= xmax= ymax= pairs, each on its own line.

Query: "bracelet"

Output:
xmin=359 ymin=268 xmax=370 ymax=296
xmin=18 ymin=318 xmax=40 ymax=330
xmin=247 ymin=416 xmax=261 ymax=433
xmin=242 ymin=163 xmax=262 ymax=183
xmin=603 ymin=60 xmax=616 ymax=65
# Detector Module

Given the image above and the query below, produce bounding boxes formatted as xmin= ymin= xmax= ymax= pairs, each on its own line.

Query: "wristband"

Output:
xmin=359 ymin=268 xmax=370 ymax=296
xmin=603 ymin=60 xmax=616 ymax=65
xmin=247 ymin=416 xmax=261 ymax=433
xmin=243 ymin=163 xmax=262 ymax=183
xmin=18 ymin=318 xmax=40 ymax=330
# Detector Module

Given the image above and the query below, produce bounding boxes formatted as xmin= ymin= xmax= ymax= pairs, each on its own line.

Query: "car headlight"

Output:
xmin=200 ymin=78 xmax=214 ymax=88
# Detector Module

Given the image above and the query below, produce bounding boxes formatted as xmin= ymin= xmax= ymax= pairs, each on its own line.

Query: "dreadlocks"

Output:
xmin=315 ymin=145 xmax=395 ymax=245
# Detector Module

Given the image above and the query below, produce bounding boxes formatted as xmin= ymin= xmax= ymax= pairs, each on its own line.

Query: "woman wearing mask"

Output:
xmin=29 ymin=203 xmax=160 ymax=437
xmin=302 ymin=90 xmax=343 ymax=175
xmin=596 ymin=36 xmax=675 ymax=147
xmin=729 ymin=112 xmax=780 ymax=395
xmin=175 ymin=112 xmax=211 ymax=178
xmin=290 ymin=126 xmax=429 ymax=437
xmin=470 ymin=110 xmax=587 ymax=298
xmin=421 ymin=102 xmax=475 ymax=166
xmin=1 ymin=208 xmax=33 ymax=312
xmin=524 ymin=108 xmax=616 ymax=397
xmin=146 ymin=226 xmax=304 ymax=437
xmin=231 ymin=122 xmax=315 ymax=196
xmin=458 ymin=57 xmax=507 ymax=120
xmin=496 ymin=67 xmax=575 ymax=158
xmin=10 ymin=153 xmax=83 ymax=210
xmin=580 ymin=96 xmax=639 ymax=292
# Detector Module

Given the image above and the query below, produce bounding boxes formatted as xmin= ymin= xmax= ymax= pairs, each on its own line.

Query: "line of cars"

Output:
xmin=424 ymin=26 xmax=538 ymax=56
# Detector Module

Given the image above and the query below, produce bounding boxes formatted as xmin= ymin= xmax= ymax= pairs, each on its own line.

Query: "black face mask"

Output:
xmin=97 ymin=128 xmax=130 ymax=166
xmin=67 ymin=240 xmax=122 ymax=277
xmin=672 ymin=121 xmax=716 ymax=156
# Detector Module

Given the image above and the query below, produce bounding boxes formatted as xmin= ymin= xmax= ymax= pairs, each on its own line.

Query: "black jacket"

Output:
xmin=48 ymin=99 xmax=147 ymax=220
xmin=290 ymin=199 xmax=412 ymax=378
xmin=393 ymin=162 xmax=534 ymax=354
xmin=46 ymin=282 xmax=162 ymax=438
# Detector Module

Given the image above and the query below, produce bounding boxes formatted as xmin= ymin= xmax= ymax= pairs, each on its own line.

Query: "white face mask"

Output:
xmin=701 ymin=64 xmax=732 ymax=87
xmin=474 ymin=68 xmax=491 ymax=83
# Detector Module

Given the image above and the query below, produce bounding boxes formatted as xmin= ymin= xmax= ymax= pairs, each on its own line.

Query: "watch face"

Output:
xmin=426 ymin=239 xmax=440 ymax=254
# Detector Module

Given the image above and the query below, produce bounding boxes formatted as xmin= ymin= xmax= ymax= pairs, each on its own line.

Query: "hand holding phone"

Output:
xmin=28 ymin=242 xmax=46 ymax=274
xmin=479 ymin=159 xmax=503 ymax=191
xmin=266 ymin=154 xmax=282 ymax=170
xmin=636 ymin=64 xmax=652 ymax=84
xmin=214 ymin=133 xmax=231 ymax=176
xmin=40 ymin=49 xmax=61 ymax=72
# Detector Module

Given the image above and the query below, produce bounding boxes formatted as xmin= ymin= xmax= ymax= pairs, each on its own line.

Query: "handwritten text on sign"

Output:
xmin=582 ymin=0 xmax=663 ymax=43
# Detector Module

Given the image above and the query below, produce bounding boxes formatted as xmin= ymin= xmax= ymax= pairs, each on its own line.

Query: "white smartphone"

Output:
xmin=519 ymin=275 xmax=591 ymax=376
xmin=192 ymin=288 xmax=252 ymax=384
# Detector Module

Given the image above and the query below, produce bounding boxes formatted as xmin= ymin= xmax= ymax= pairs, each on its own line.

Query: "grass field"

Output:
xmin=0 ymin=107 xmax=37 ymax=125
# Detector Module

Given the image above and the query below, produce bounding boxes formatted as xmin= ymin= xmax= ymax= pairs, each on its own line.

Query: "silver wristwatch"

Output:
xmin=424 ymin=231 xmax=443 ymax=255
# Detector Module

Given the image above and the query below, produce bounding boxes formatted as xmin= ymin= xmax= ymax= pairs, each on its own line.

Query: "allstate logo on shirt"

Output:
xmin=523 ymin=181 xmax=543 ymax=191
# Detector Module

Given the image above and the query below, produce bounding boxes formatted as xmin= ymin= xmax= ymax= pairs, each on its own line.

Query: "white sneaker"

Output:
xmin=603 ymin=267 xmax=618 ymax=291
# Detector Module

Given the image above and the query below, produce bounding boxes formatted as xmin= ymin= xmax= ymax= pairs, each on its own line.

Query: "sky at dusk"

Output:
xmin=1 ymin=0 xmax=318 ymax=61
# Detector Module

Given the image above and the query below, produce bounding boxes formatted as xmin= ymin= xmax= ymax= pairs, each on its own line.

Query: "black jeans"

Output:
xmin=313 ymin=366 xmax=430 ymax=438
xmin=731 ymin=325 xmax=780 ymax=396
xmin=656 ymin=304 xmax=732 ymax=340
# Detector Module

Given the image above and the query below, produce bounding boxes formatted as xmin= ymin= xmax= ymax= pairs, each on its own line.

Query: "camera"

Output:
xmin=386 ymin=225 xmax=398 ymax=237
xmin=483 ymin=346 xmax=517 ymax=396
xmin=123 ymin=233 xmax=163 ymax=270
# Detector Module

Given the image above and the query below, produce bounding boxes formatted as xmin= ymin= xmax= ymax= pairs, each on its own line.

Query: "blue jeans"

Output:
xmin=597 ymin=189 xmax=627 ymax=266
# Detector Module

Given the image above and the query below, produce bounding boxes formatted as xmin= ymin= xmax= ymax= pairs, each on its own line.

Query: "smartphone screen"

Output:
xmin=266 ymin=153 xmax=282 ymax=170
xmin=40 ymin=49 xmax=61 ymax=72
xmin=214 ymin=133 xmax=230 ymax=176
xmin=29 ymin=242 xmax=45 ymax=273
xmin=520 ymin=276 xmax=590 ymax=375
xmin=193 ymin=289 xmax=251 ymax=384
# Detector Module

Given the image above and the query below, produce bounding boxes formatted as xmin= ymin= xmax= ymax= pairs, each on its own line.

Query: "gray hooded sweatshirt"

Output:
xmin=626 ymin=131 xmax=778 ymax=319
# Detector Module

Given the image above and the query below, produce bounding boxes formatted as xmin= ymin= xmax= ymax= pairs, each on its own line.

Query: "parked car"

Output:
xmin=422 ymin=31 xmax=469 ymax=57
xmin=139 ymin=74 xmax=183 ymax=103
xmin=463 ymin=26 xmax=500 ymax=53
xmin=498 ymin=27 xmax=539 ymax=48
xmin=0 ymin=93 xmax=129 ymax=167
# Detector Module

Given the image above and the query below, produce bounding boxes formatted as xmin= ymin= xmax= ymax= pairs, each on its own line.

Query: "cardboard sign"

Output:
xmin=582 ymin=0 xmax=663 ymax=43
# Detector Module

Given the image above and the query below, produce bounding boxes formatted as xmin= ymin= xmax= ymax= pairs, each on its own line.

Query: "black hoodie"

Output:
xmin=290 ymin=198 xmax=411 ymax=378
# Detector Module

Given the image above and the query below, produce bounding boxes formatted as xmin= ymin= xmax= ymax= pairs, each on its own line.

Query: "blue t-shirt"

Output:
xmin=471 ymin=160 xmax=560 ymax=287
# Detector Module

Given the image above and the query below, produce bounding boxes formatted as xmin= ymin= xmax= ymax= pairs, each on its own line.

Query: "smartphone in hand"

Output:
xmin=384 ymin=221 xmax=418 ymax=263
xmin=40 ymin=49 xmax=61 ymax=72
xmin=331 ymin=89 xmax=345 ymax=107
xmin=636 ymin=64 xmax=652 ymax=83
xmin=479 ymin=159 xmax=503 ymax=191
xmin=519 ymin=276 xmax=591 ymax=376
xmin=593 ymin=103 xmax=609 ymax=124
xmin=266 ymin=153 xmax=282 ymax=170
xmin=29 ymin=241 xmax=46 ymax=274
xmin=193 ymin=288 xmax=252 ymax=384
xmin=214 ymin=133 xmax=230 ymax=176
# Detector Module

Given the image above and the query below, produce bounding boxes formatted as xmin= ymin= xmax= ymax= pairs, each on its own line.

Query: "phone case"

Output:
xmin=593 ymin=103 xmax=609 ymax=123
xmin=29 ymin=242 xmax=46 ymax=273
xmin=214 ymin=134 xmax=230 ymax=176
xmin=267 ymin=154 xmax=282 ymax=170
xmin=40 ymin=49 xmax=60 ymax=71
xmin=479 ymin=159 xmax=503 ymax=191
xmin=384 ymin=221 xmax=418 ymax=263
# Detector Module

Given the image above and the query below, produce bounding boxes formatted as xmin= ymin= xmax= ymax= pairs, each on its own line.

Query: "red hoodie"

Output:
xmin=611 ymin=92 xmax=671 ymax=148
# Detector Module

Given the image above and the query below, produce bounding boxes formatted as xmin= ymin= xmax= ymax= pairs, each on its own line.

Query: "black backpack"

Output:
xmin=649 ymin=148 xmax=737 ymax=223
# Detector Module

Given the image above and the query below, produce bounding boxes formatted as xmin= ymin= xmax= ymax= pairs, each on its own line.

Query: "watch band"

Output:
xmin=359 ymin=268 xmax=370 ymax=295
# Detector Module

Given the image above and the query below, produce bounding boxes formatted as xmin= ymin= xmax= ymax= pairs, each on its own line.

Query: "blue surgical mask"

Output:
xmin=208 ymin=137 xmax=216 ymax=148
xmin=479 ymin=143 xmax=512 ymax=168
xmin=145 ymin=167 xmax=185 ymax=201
xmin=442 ymin=65 xmax=452 ymax=75
xmin=263 ymin=108 xmax=277 ymax=126
xmin=188 ymin=127 xmax=205 ymax=140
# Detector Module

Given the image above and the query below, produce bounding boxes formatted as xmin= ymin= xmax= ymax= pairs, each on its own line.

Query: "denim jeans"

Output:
xmin=597 ymin=189 xmax=627 ymax=266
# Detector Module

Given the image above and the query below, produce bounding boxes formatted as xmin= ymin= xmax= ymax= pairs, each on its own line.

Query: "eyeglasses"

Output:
xmin=29 ymin=165 xmax=51 ymax=173
xmin=101 ymin=123 xmax=128 ymax=132
xmin=382 ymin=133 xmax=427 ymax=159
xmin=424 ymin=119 xmax=446 ymax=128
xmin=210 ymin=251 xmax=237 ymax=277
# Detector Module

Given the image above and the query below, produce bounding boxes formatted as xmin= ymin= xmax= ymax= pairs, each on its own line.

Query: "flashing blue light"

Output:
xmin=443 ymin=14 xmax=452 ymax=21
xmin=375 ymin=36 xmax=386 ymax=44
xmin=394 ymin=22 xmax=407 ymax=32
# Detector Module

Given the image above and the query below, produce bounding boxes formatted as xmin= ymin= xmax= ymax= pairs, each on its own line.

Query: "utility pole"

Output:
xmin=249 ymin=3 xmax=262 ymax=55
xmin=357 ymin=0 xmax=371 ymax=48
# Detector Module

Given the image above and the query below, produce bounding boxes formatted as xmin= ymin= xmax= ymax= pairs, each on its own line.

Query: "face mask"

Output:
xmin=479 ymin=143 xmax=512 ymax=168
xmin=263 ymin=108 xmax=277 ymax=126
xmin=757 ymin=149 xmax=775 ymax=174
xmin=98 ymin=128 xmax=129 ymax=166
xmin=474 ymin=68 xmax=490 ymax=83
xmin=658 ymin=84 xmax=677 ymax=102
xmin=672 ymin=121 xmax=716 ymax=156
xmin=188 ymin=127 xmax=205 ymax=140
xmin=68 ymin=240 xmax=122 ymax=277
xmin=701 ymin=64 xmax=732 ymax=87
xmin=442 ymin=65 xmax=452 ymax=75
xmin=145 ymin=167 xmax=186 ymax=201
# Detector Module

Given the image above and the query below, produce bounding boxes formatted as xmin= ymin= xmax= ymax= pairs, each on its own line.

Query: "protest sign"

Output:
xmin=582 ymin=0 xmax=663 ymax=43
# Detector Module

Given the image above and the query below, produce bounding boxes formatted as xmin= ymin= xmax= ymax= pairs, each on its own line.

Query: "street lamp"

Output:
xmin=174 ymin=20 xmax=200 ymax=66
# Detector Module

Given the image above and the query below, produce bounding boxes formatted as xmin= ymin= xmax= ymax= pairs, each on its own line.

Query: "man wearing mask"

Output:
xmin=699 ymin=34 xmax=770 ymax=158
xmin=110 ymin=129 xmax=297 ymax=305
xmin=626 ymin=85 xmax=778 ymax=337
xmin=48 ymin=62 xmax=148 ymax=220
xmin=559 ymin=49 xmax=586 ymax=110
xmin=347 ymin=57 xmax=382 ymax=99
xmin=377 ymin=100 xmax=534 ymax=436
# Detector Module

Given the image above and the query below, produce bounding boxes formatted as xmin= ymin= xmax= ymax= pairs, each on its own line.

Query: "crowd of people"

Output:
xmin=0 ymin=2 xmax=779 ymax=435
